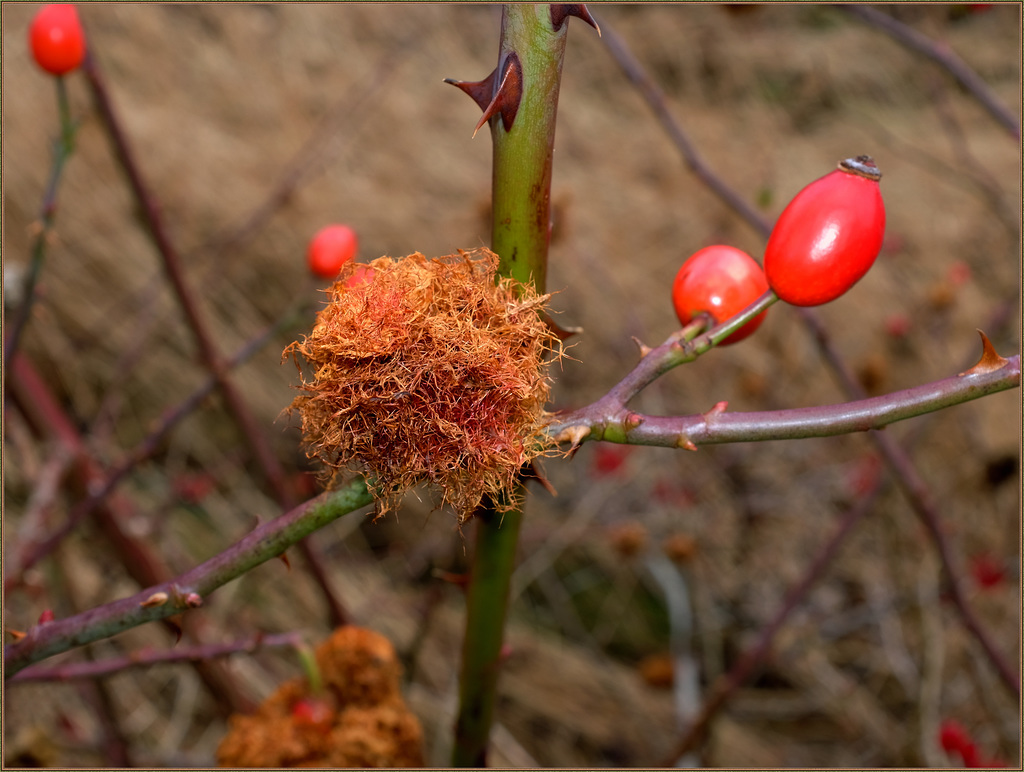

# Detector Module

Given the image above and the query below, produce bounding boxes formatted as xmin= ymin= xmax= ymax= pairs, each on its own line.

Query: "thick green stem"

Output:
xmin=452 ymin=5 xmax=570 ymax=767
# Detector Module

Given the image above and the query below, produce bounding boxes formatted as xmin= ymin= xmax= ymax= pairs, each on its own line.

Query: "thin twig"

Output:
xmin=3 ymin=77 xmax=77 ymax=372
xmin=82 ymin=47 xmax=349 ymax=627
xmin=660 ymin=478 xmax=883 ymax=764
xmin=8 ymin=632 xmax=304 ymax=683
xmin=3 ymin=480 xmax=373 ymax=676
xmin=840 ymin=4 xmax=1020 ymax=140
xmin=597 ymin=13 xmax=1021 ymax=705
xmin=4 ymin=306 xmax=306 ymax=592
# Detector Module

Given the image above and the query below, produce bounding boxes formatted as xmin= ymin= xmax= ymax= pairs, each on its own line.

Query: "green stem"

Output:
xmin=452 ymin=5 xmax=570 ymax=767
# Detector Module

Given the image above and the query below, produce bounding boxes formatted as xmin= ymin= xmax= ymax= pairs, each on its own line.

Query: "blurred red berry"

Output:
xmin=172 ymin=472 xmax=215 ymax=505
xmin=592 ymin=444 xmax=631 ymax=476
xmin=38 ymin=609 xmax=55 ymax=624
xmin=883 ymin=312 xmax=911 ymax=339
xmin=939 ymin=719 xmax=973 ymax=755
xmin=29 ymin=4 xmax=85 ymax=76
xmin=970 ymin=554 xmax=1005 ymax=589
xmin=291 ymin=697 xmax=333 ymax=731
xmin=948 ymin=260 xmax=972 ymax=286
xmin=307 ymin=224 xmax=358 ymax=279
xmin=345 ymin=263 xmax=376 ymax=288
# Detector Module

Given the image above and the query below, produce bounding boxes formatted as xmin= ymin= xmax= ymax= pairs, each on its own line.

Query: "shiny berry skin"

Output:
xmin=671 ymin=245 xmax=769 ymax=345
xmin=29 ymin=4 xmax=86 ymax=76
xmin=307 ymin=224 xmax=358 ymax=279
xmin=764 ymin=156 xmax=886 ymax=307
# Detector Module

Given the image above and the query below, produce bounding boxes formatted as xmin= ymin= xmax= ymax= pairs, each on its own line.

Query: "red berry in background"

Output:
xmin=291 ymin=697 xmax=333 ymax=731
xmin=969 ymin=554 xmax=1005 ymax=589
xmin=345 ymin=263 xmax=375 ymax=289
xmin=29 ymin=4 xmax=86 ymax=76
xmin=671 ymin=245 xmax=769 ymax=345
xmin=307 ymin=224 xmax=358 ymax=279
xmin=938 ymin=719 xmax=972 ymax=755
xmin=592 ymin=444 xmax=632 ymax=477
xmin=764 ymin=156 xmax=886 ymax=307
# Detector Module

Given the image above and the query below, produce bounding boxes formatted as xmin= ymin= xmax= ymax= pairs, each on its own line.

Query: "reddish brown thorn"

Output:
xmin=278 ymin=551 xmax=292 ymax=571
xmin=168 ymin=617 xmax=184 ymax=645
xmin=550 ymin=4 xmax=601 ymax=35
xmin=7 ymin=629 xmax=27 ymax=642
xmin=444 ymin=68 xmax=499 ymax=114
xmin=959 ymin=330 xmax=1010 ymax=376
xmin=473 ymin=53 xmax=523 ymax=136
xmin=543 ymin=313 xmax=583 ymax=342
xmin=526 ymin=460 xmax=558 ymax=497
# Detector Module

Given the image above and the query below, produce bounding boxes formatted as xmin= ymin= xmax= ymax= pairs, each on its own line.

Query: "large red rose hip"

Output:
xmin=671 ymin=245 xmax=769 ymax=345
xmin=764 ymin=156 xmax=886 ymax=307
xmin=29 ymin=4 xmax=86 ymax=76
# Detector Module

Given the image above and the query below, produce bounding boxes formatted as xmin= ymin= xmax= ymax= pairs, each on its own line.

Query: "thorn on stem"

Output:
xmin=7 ymin=629 xmax=27 ymax=642
xmin=555 ymin=424 xmax=591 ymax=457
xmin=278 ymin=552 xmax=292 ymax=571
xmin=550 ymin=4 xmax=601 ymax=35
xmin=474 ymin=53 xmax=523 ymax=136
xmin=140 ymin=592 xmax=169 ymax=609
xmin=704 ymin=401 xmax=728 ymax=418
xmin=444 ymin=69 xmax=499 ymax=114
xmin=632 ymin=336 xmax=652 ymax=358
xmin=526 ymin=460 xmax=558 ymax=496
xmin=676 ymin=436 xmax=698 ymax=452
xmin=543 ymin=313 xmax=583 ymax=341
xmin=959 ymin=330 xmax=1010 ymax=376
xmin=444 ymin=52 xmax=523 ymax=137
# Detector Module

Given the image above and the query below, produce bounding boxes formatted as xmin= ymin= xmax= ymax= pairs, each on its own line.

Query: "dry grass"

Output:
xmin=2 ymin=4 xmax=1019 ymax=768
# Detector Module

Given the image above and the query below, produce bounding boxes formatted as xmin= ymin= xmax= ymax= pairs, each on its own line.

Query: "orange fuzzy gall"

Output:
xmin=284 ymin=249 xmax=559 ymax=522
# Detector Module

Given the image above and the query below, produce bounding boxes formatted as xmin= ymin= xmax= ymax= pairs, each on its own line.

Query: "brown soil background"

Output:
xmin=3 ymin=4 xmax=1021 ymax=768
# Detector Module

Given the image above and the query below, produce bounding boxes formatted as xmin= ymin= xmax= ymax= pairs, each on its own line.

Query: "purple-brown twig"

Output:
xmin=81 ymin=46 xmax=349 ymax=628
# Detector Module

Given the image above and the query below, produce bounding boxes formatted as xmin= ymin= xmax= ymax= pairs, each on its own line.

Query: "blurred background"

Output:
xmin=3 ymin=4 xmax=1020 ymax=767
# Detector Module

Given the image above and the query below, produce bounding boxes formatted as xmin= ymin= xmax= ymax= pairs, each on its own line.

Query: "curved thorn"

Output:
xmin=677 ymin=436 xmax=698 ymax=452
xmin=550 ymin=4 xmax=601 ymax=36
xmin=444 ymin=67 xmax=499 ymax=114
xmin=959 ymin=330 xmax=1010 ymax=376
xmin=543 ymin=313 xmax=583 ymax=342
xmin=631 ymin=336 xmax=652 ymax=358
xmin=473 ymin=52 xmax=523 ymax=137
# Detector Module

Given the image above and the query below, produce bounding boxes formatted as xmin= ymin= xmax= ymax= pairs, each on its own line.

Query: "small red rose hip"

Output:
xmin=307 ymin=224 xmax=358 ymax=279
xmin=29 ymin=4 xmax=86 ymax=76
xmin=671 ymin=245 xmax=769 ymax=345
xmin=764 ymin=156 xmax=886 ymax=307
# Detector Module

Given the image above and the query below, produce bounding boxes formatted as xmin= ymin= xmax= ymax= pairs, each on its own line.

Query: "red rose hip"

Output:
xmin=764 ymin=156 xmax=886 ymax=307
xmin=672 ymin=245 xmax=769 ymax=345
xmin=29 ymin=4 xmax=86 ymax=76
xmin=307 ymin=224 xmax=358 ymax=279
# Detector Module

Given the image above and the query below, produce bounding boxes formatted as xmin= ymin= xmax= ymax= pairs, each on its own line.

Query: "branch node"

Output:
xmin=623 ymin=412 xmax=645 ymax=430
